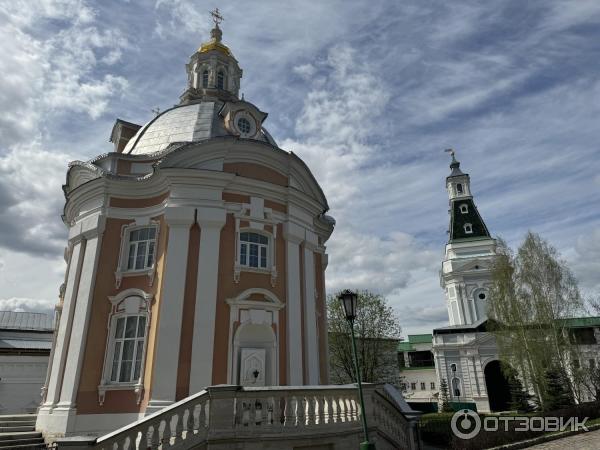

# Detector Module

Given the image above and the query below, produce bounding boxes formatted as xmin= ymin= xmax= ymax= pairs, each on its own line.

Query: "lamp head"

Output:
xmin=338 ymin=289 xmax=358 ymax=321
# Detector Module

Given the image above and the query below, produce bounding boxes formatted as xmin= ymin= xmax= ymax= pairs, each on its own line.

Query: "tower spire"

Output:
xmin=209 ymin=8 xmax=224 ymax=42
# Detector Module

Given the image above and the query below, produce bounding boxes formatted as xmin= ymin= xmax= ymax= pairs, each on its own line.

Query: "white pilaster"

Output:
xmin=284 ymin=222 xmax=304 ymax=385
xmin=40 ymin=241 xmax=84 ymax=411
xmin=188 ymin=207 xmax=226 ymax=394
xmin=45 ymin=214 xmax=105 ymax=434
xmin=147 ymin=207 xmax=194 ymax=414
xmin=303 ymin=238 xmax=319 ymax=385
xmin=56 ymin=231 xmax=103 ymax=409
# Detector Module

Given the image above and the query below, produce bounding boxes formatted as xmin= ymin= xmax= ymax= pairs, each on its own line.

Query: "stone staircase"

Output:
xmin=0 ymin=414 xmax=46 ymax=449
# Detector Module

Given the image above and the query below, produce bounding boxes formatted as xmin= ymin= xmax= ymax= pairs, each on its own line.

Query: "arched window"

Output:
xmin=240 ymin=232 xmax=269 ymax=269
xmin=460 ymin=204 xmax=468 ymax=214
xmin=99 ymin=290 xmax=152 ymax=405
xmin=464 ymin=223 xmax=473 ymax=234
xmin=217 ymin=70 xmax=225 ymax=89
xmin=202 ymin=69 xmax=209 ymax=88
xmin=456 ymin=183 xmax=463 ymax=194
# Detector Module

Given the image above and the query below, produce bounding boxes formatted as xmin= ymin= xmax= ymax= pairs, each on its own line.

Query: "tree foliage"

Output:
xmin=488 ymin=232 xmax=584 ymax=410
xmin=327 ymin=290 xmax=402 ymax=385
xmin=439 ymin=378 xmax=452 ymax=413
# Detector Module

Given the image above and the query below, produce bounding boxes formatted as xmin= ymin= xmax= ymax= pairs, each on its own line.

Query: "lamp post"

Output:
xmin=338 ymin=290 xmax=375 ymax=450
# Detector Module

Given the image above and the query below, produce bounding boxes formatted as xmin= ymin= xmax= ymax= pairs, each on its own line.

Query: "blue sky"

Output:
xmin=0 ymin=0 xmax=599 ymax=336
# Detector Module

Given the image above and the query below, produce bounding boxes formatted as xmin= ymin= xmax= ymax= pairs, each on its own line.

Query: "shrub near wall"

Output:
xmin=419 ymin=401 xmax=600 ymax=450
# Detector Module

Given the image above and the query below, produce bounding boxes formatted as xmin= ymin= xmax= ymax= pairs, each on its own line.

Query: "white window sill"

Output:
xmin=98 ymin=382 xmax=144 ymax=405
xmin=233 ymin=264 xmax=278 ymax=287
xmin=114 ymin=267 xmax=156 ymax=288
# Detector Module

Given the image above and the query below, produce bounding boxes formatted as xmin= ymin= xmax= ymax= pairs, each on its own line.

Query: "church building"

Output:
xmin=37 ymin=17 xmax=335 ymax=437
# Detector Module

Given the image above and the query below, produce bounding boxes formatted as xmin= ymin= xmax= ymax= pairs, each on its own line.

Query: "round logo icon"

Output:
xmin=451 ymin=409 xmax=481 ymax=440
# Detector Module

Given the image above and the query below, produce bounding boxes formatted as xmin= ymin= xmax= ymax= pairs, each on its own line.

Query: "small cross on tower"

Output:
xmin=210 ymin=8 xmax=224 ymax=28
xmin=152 ymin=107 xmax=160 ymax=116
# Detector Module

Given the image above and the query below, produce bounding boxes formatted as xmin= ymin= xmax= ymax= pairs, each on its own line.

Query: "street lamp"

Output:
xmin=338 ymin=289 xmax=375 ymax=450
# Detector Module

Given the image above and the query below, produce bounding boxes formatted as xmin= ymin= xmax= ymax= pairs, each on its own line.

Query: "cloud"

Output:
xmin=0 ymin=0 xmax=129 ymax=149
xmin=0 ymin=297 xmax=54 ymax=316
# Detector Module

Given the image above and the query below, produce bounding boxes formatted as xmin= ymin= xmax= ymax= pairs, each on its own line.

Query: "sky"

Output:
xmin=0 ymin=0 xmax=599 ymax=337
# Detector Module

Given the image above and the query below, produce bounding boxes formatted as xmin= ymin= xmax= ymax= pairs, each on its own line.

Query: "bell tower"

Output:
xmin=180 ymin=8 xmax=243 ymax=104
xmin=440 ymin=150 xmax=498 ymax=326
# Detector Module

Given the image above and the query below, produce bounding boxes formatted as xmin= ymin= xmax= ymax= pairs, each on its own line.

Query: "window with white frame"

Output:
xmin=99 ymin=291 xmax=151 ymax=405
xmin=460 ymin=204 xmax=468 ymax=214
xmin=464 ymin=223 xmax=473 ymax=234
xmin=109 ymin=315 xmax=147 ymax=383
xmin=126 ymin=226 xmax=157 ymax=271
xmin=239 ymin=232 xmax=269 ymax=269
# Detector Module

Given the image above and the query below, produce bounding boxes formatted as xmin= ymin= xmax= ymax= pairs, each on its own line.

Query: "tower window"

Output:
xmin=217 ymin=70 xmax=225 ymax=89
xmin=420 ymin=382 xmax=426 ymax=390
xmin=240 ymin=232 xmax=269 ymax=269
xmin=456 ymin=183 xmax=463 ymax=194
xmin=202 ymin=70 xmax=209 ymax=88
xmin=464 ymin=223 xmax=473 ymax=234
xmin=478 ymin=292 xmax=486 ymax=300
xmin=460 ymin=204 xmax=468 ymax=214
xmin=126 ymin=226 xmax=157 ymax=271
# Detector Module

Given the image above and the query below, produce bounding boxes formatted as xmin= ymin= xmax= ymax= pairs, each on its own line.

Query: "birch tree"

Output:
xmin=488 ymin=232 xmax=584 ymax=409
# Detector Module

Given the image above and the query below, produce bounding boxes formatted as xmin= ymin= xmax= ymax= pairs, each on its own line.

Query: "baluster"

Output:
xmin=332 ymin=396 xmax=340 ymax=423
xmin=185 ymin=407 xmax=194 ymax=438
xmin=297 ymin=396 xmax=306 ymax=427
xmin=171 ymin=413 xmax=182 ymax=445
xmin=317 ymin=396 xmax=325 ymax=425
xmin=149 ymin=423 xmax=160 ymax=450
xmin=273 ymin=396 xmax=282 ymax=427
xmin=198 ymin=401 xmax=208 ymax=439
xmin=306 ymin=396 xmax=315 ymax=426
xmin=255 ymin=398 xmax=264 ymax=426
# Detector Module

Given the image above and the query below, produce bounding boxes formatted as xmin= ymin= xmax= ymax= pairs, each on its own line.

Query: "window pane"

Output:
xmin=115 ymin=318 xmax=125 ymax=338
xmin=135 ymin=242 xmax=147 ymax=269
xmin=240 ymin=243 xmax=247 ymax=265
xmin=258 ymin=235 xmax=268 ymax=245
xmin=127 ymin=243 xmax=136 ymax=270
xmin=139 ymin=227 xmax=149 ymax=241
xmin=249 ymin=244 xmax=258 ymax=267
xmin=260 ymin=246 xmax=267 ymax=268
xmin=125 ymin=317 xmax=138 ymax=338
xmin=147 ymin=242 xmax=155 ymax=267
xmin=119 ymin=361 xmax=132 ymax=382
xmin=130 ymin=229 xmax=139 ymax=242
xmin=111 ymin=341 xmax=122 ymax=381
xmin=240 ymin=232 xmax=248 ymax=242
xmin=137 ymin=316 xmax=146 ymax=338
xmin=148 ymin=227 xmax=156 ymax=239
xmin=133 ymin=340 xmax=144 ymax=380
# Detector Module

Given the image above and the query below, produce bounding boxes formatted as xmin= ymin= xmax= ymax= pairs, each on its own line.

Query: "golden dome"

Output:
xmin=198 ymin=39 xmax=232 ymax=56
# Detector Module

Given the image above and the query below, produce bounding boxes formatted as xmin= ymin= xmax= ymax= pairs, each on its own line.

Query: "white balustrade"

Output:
xmin=58 ymin=384 xmax=420 ymax=450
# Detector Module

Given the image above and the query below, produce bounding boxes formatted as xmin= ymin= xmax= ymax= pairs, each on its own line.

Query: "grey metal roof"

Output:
xmin=0 ymin=338 xmax=52 ymax=350
xmin=0 ymin=311 xmax=53 ymax=331
xmin=124 ymin=102 xmax=276 ymax=155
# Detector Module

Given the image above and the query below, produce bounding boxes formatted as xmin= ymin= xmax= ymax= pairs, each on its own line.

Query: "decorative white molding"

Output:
xmin=98 ymin=289 xmax=152 ymax=406
xmin=114 ymin=221 xmax=160 ymax=289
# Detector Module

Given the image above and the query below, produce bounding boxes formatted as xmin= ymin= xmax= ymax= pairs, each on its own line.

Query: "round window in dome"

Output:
xmin=237 ymin=117 xmax=251 ymax=134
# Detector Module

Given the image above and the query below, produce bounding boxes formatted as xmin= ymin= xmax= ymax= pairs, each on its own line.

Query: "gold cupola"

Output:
xmin=180 ymin=9 xmax=243 ymax=104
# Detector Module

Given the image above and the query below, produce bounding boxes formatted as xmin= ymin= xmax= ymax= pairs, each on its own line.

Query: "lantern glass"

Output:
xmin=338 ymin=290 xmax=357 ymax=321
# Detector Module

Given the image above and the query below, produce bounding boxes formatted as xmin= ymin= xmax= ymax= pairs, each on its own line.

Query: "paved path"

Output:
xmin=525 ymin=429 xmax=600 ymax=449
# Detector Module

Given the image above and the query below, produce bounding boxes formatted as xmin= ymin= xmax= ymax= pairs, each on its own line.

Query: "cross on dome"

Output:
xmin=210 ymin=8 xmax=224 ymax=27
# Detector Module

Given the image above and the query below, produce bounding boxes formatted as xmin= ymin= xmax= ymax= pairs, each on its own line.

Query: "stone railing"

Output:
xmin=55 ymin=384 xmax=421 ymax=450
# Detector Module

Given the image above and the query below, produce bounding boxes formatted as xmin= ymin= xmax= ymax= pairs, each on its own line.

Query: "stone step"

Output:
xmin=0 ymin=437 xmax=45 ymax=449
xmin=0 ymin=431 xmax=42 ymax=442
xmin=0 ymin=443 xmax=46 ymax=450
xmin=0 ymin=420 xmax=36 ymax=427
xmin=0 ymin=414 xmax=37 ymax=422
xmin=0 ymin=425 xmax=36 ymax=433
